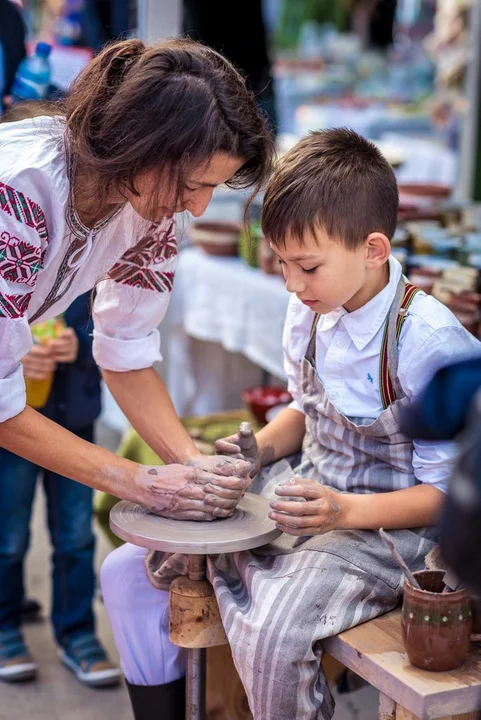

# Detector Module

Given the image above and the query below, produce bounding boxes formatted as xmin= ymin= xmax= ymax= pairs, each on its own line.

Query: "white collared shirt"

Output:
xmin=283 ymin=256 xmax=481 ymax=493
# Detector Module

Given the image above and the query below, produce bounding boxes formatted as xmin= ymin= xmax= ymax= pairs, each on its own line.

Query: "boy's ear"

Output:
xmin=364 ymin=232 xmax=390 ymax=268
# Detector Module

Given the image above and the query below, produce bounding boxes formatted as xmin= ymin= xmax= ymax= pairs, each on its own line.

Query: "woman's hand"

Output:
xmin=133 ymin=455 xmax=251 ymax=521
xmin=214 ymin=422 xmax=260 ymax=478
xmin=269 ymin=477 xmax=343 ymax=536
xmin=21 ymin=344 xmax=57 ymax=380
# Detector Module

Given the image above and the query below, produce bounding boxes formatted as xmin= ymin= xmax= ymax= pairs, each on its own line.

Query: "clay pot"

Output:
xmin=190 ymin=221 xmax=241 ymax=257
xmin=471 ymin=595 xmax=481 ymax=637
xmin=402 ymin=570 xmax=472 ymax=672
xmin=257 ymin=237 xmax=283 ymax=276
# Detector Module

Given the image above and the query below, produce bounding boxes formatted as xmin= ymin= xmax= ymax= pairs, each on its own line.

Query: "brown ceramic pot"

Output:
xmin=402 ymin=570 xmax=472 ymax=672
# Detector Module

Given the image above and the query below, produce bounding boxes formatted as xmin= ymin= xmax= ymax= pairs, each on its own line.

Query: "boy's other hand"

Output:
xmin=49 ymin=328 xmax=79 ymax=364
xmin=21 ymin=344 xmax=57 ymax=380
xmin=270 ymin=477 xmax=342 ymax=536
xmin=215 ymin=422 xmax=260 ymax=477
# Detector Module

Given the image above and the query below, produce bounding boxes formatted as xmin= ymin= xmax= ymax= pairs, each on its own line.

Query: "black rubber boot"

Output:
xmin=126 ymin=678 xmax=186 ymax=720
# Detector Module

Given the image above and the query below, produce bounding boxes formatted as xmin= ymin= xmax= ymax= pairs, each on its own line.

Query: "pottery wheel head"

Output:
xmin=109 ymin=492 xmax=281 ymax=554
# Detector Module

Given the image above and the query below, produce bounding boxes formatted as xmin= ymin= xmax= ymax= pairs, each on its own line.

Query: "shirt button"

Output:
xmin=336 ymin=340 xmax=345 ymax=349
xmin=331 ymin=392 xmax=339 ymax=401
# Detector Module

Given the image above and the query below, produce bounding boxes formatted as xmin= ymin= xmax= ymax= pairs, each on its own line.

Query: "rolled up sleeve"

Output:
xmin=93 ymin=219 xmax=177 ymax=372
xmin=401 ymin=323 xmax=481 ymax=494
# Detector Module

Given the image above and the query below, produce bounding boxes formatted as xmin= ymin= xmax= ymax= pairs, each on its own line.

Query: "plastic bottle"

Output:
xmin=54 ymin=0 xmax=84 ymax=46
xmin=11 ymin=42 xmax=52 ymax=102
xmin=25 ymin=316 xmax=66 ymax=410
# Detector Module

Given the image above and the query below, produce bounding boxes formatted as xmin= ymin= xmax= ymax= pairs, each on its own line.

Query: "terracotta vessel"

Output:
xmin=402 ymin=570 xmax=472 ymax=671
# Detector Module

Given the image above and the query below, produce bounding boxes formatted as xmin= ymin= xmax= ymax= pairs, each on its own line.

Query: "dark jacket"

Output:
xmin=401 ymin=358 xmax=481 ymax=595
xmin=0 ymin=0 xmax=26 ymax=96
xmin=42 ymin=293 xmax=101 ymax=430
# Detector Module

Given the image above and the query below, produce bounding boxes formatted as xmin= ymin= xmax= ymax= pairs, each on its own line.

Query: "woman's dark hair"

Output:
xmin=65 ymin=37 xmax=275 ymax=206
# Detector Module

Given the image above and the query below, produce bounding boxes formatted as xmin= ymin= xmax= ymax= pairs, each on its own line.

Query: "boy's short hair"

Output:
xmin=262 ymin=128 xmax=399 ymax=250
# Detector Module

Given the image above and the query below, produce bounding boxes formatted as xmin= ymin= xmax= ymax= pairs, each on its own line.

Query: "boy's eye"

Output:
xmin=301 ymin=266 xmax=318 ymax=275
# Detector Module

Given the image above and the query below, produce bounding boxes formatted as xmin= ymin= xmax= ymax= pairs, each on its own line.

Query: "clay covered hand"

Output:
xmin=214 ymin=422 xmax=260 ymax=478
xmin=269 ymin=477 xmax=343 ymax=536
xmin=133 ymin=454 xmax=251 ymax=521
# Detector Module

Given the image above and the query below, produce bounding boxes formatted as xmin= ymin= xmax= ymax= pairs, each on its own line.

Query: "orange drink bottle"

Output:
xmin=25 ymin=315 xmax=66 ymax=409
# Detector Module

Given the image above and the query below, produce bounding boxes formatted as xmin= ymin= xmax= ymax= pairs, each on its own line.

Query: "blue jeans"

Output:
xmin=0 ymin=425 xmax=96 ymax=646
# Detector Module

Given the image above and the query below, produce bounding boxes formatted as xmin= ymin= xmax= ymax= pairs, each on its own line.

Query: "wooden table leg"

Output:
xmin=379 ymin=693 xmax=396 ymax=720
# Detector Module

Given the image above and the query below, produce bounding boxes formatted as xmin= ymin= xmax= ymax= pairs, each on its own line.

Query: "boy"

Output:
xmin=101 ymin=129 xmax=481 ymax=719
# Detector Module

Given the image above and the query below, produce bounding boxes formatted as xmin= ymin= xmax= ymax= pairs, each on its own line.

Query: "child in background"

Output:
xmin=101 ymin=129 xmax=481 ymax=720
xmin=0 ymin=291 xmax=122 ymax=687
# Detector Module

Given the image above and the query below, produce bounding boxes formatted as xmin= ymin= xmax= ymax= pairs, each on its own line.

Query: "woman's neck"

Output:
xmin=72 ymin=165 xmax=125 ymax=229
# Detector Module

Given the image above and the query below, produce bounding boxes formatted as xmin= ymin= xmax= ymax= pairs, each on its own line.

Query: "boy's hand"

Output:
xmin=269 ymin=477 xmax=342 ymax=536
xmin=214 ymin=422 xmax=260 ymax=478
xmin=21 ymin=344 xmax=57 ymax=380
xmin=48 ymin=328 xmax=79 ymax=364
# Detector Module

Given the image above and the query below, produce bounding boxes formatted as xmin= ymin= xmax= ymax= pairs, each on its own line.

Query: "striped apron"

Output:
xmin=147 ymin=277 xmax=438 ymax=719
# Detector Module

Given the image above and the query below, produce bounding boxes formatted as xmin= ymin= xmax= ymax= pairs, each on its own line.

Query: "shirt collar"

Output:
xmin=317 ymin=255 xmax=402 ymax=351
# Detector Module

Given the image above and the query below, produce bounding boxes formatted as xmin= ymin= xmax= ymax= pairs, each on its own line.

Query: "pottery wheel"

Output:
xmin=110 ymin=492 xmax=281 ymax=554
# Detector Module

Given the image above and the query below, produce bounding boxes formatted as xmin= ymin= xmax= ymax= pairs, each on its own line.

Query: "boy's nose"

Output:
xmin=284 ymin=272 xmax=307 ymax=294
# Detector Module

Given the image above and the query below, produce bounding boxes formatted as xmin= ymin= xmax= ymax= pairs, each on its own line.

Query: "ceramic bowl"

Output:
xmin=242 ymin=386 xmax=292 ymax=424
xmin=190 ymin=221 xmax=241 ymax=257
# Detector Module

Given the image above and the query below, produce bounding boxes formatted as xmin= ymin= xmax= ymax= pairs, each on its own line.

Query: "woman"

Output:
xmin=0 ymin=36 xmax=274 ymax=675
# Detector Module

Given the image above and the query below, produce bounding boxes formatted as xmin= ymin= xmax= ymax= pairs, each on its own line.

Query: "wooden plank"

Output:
xmin=324 ymin=610 xmax=481 ymax=719
xmin=396 ymin=708 xmax=480 ymax=720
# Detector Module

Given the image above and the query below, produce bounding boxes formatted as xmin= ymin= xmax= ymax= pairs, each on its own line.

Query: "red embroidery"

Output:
xmin=108 ymin=221 xmax=177 ymax=292
xmin=0 ymin=231 xmax=43 ymax=288
xmin=0 ymin=182 xmax=48 ymax=245
xmin=0 ymin=292 xmax=32 ymax=319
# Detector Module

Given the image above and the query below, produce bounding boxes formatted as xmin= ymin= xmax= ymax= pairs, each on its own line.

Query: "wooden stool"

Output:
xmin=324 ymin=609 xmax=481 ymax=719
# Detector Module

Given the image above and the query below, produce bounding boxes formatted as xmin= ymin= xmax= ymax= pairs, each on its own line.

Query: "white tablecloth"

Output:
xmin=166 ymin=246 xmax=289 ymax=417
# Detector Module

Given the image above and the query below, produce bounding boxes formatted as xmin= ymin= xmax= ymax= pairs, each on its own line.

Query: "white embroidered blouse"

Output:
xmin=0 ymin=116 xmax=177 ymax=423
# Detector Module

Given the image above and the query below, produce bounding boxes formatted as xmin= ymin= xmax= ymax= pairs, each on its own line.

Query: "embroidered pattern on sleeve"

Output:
xmin=0 ymin=183 xmax=49 ymax=319
xmin=0 ymin=232 xmax=44 ymax=287
xmin=108 ymin=220 xmax=177 ymax=292
xmin=0 ymin=182 xmax=49 ymax=244
xmin=0 ymin=292 xmax=32 ymax=319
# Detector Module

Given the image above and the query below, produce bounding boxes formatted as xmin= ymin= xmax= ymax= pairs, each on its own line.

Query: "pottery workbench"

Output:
xmin=323 ymin=608 xmax=481 ymax=719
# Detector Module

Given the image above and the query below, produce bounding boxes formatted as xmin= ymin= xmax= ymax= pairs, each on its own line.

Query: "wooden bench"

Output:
xmin=324 ymin=609 xmax=481 ymax=720
xmin=206 ymin=610 xmax=481 ymax=719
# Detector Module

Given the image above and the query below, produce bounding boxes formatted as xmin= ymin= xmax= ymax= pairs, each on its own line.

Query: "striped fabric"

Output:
xmin=146 ymin=276 xmax=437 ymax=719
